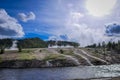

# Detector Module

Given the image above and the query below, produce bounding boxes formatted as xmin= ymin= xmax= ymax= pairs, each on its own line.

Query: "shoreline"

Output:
xmin=0 ymin=59 xmax=78 ymax=68
xmin=0 ymin=48 xmax=120 ymax=68
xmin=70 ymin=77 xmax=120 ymax=80
xmin=0 ymin=59 xmax=118 ymax=69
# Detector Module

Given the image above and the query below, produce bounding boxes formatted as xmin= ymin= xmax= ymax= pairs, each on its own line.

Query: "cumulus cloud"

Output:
xmin=18 ymin=12 xmax=36 ymax=22
xmin=42 ymin=0 xmax=119 ymax=46
xmin=48 ymin=10 xmax=110 ymax=46
xmin=0 ymin=9 xmax=24 ymax=38
xmin=105 ymin=23 xmax=120 ymax=37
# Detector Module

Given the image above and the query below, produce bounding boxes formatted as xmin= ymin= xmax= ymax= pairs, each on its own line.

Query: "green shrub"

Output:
xmin=59 ymin=49 xmax=64 ymax=54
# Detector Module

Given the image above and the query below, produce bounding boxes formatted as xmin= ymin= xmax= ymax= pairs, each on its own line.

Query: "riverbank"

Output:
xmin=0 ymin=48 xmax=79 ymax=68
xmin=71 ymin=77 xmax=120 ymax=80
xmin=0 ymin=48 xmax=119 ymax=68
xmin=0 ymin=59 xmax=78 ymax=68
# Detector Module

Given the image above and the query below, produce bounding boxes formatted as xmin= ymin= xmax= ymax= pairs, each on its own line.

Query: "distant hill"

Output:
xmin=18 ymin=37 xmax=48 ymax=48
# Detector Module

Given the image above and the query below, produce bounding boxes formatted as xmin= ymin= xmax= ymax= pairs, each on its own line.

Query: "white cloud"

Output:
xmin=48 ymin=10 xmax=112 ymax=46
xmin=0 ymin=9 xmax=24 ymax=38
xmin=41 ymin=0 xmax=119 ymax=46
xmin=86 ymin=0 xmax=117 ymax=17
xmin=18 ymin=12 xmax=36 ymax=22
xmin=71 ymin=12 xmax=84 ymax=19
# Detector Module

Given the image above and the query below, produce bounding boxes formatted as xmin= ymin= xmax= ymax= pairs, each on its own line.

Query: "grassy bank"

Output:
xmin=0 ymin=48 xmax=120 ymax=68
xmin=0 ymin=48 xmax=78 ymax=68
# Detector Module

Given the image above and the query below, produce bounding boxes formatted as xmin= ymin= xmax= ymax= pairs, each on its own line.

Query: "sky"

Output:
xmin=0 ymin=0 xmax=120 ymax=46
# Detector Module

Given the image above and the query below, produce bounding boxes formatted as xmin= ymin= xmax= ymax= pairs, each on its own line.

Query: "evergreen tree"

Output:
xmin=98 ymin=43 xmax=101 ymax=48
xmin=107 ymin=41 xmax=112 ymax=50
xmin=102 ymin=41 xmax=106 ymax=48
xmin=17 ymin=38 xmax=47 ymax=49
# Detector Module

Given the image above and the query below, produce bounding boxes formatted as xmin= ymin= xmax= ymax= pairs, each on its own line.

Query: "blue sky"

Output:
xmin=0 ymin=0 xmax=120 ymax=46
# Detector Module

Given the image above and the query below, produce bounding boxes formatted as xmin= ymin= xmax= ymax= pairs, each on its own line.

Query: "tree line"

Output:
xmin=86 ymin=41 xmax=120 ymax=53
xmin=0 ymin=38 xmax=80 ymax=54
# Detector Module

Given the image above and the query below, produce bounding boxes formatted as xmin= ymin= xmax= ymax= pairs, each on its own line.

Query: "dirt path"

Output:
xmin=74 ymin=49 xmax=94 ymax=66
xmin=33 ymin=48 xmax=46 ymax=60
xmin=46 ymin=48 xmax=80 ymax=65
xmin=80 ymin=49 xmax=109 ymax=64
xmin=74 ymin=48 xmax=109 ymax=65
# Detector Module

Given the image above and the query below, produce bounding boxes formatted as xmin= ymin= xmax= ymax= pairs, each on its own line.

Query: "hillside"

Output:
xmin=1 ymin=48 xmax=119 ymax=68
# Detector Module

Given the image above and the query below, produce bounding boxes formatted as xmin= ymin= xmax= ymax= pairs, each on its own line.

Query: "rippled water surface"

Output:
xmin=0 ymin=64 xmax=120 ymax=80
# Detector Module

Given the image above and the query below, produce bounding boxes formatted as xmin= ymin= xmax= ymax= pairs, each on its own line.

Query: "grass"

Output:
xmin=19 ymin=53 xmax=36 ymax=60
xmin=59 ymin=49 xmax=74 ymax=56
xmin=41 ymin=49 xmax=49 ymax=53
xmin=44 ymin=54 xmax=65 ymax=61
xmin=19 ymin=49 xmax=34 ymax=53
xmin=0 ymin=48 xmax=83 ymax=62
xmin=18 ymin=50 xmax=36 ymax=60
xmin=17 ymin=49 xmax=35 ymax=60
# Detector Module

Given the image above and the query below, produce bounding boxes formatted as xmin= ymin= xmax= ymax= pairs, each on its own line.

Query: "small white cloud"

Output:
xmin=0 ymin=9 xmax=24 ymax=38
xmin=71 ymin=12 xmax=84 ymax=18
xmin=18 ymin=12 xmax=36 ymax=22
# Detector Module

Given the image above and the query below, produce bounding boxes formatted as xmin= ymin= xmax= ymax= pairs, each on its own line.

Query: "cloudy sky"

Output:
xmin=0 ymin=0 xmax=120 ymax=46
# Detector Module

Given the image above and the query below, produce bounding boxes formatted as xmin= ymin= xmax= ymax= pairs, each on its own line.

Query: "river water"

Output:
xmin=0 ymin=64 xmax=120 ymax=80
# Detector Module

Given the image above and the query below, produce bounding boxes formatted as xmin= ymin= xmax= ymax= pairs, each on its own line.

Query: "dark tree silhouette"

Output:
xmin=98 ymin=43 xmax=101 ymax=48
xmin=17 ymin=38 xmax=47 ymax=49
xmin=0 ymin=38 xmax=12 ymax=54
xmin=17 ymin=40 xmax=22 ymax=52
xmin=107 ymin=41 xmax=112 ymax=50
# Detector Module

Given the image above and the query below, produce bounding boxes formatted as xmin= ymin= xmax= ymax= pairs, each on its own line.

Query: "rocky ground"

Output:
xmin=83 ymin=48 xmax=120 ymax=64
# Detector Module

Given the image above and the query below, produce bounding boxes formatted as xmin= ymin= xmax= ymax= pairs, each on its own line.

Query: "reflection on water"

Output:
xmin=0 ymin=64 xmax=120 ymax=80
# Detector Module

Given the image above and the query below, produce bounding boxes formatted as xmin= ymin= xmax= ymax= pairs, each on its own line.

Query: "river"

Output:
xmin=0 ymin=64 xmax=120 ymax=80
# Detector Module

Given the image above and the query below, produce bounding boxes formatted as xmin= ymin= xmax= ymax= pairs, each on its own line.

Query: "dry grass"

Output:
xmin=44 ymin=54 xmax=65 ymax=61
xmin=57 ymin=49 xmax=74 ymax=55
xmin=0 ymin=49 xmax=35 ymax=60
xmin=19 ymin=53 xmax=36 ymax=60
xmin=0 ymin=48 xmax=66 ymax=61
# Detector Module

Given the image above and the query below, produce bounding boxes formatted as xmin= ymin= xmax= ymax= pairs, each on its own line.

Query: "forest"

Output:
xmin=0 ymin=38 xmax=80 ymax=54
xmin=86 ymin=41 xmax=120 ymax=54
